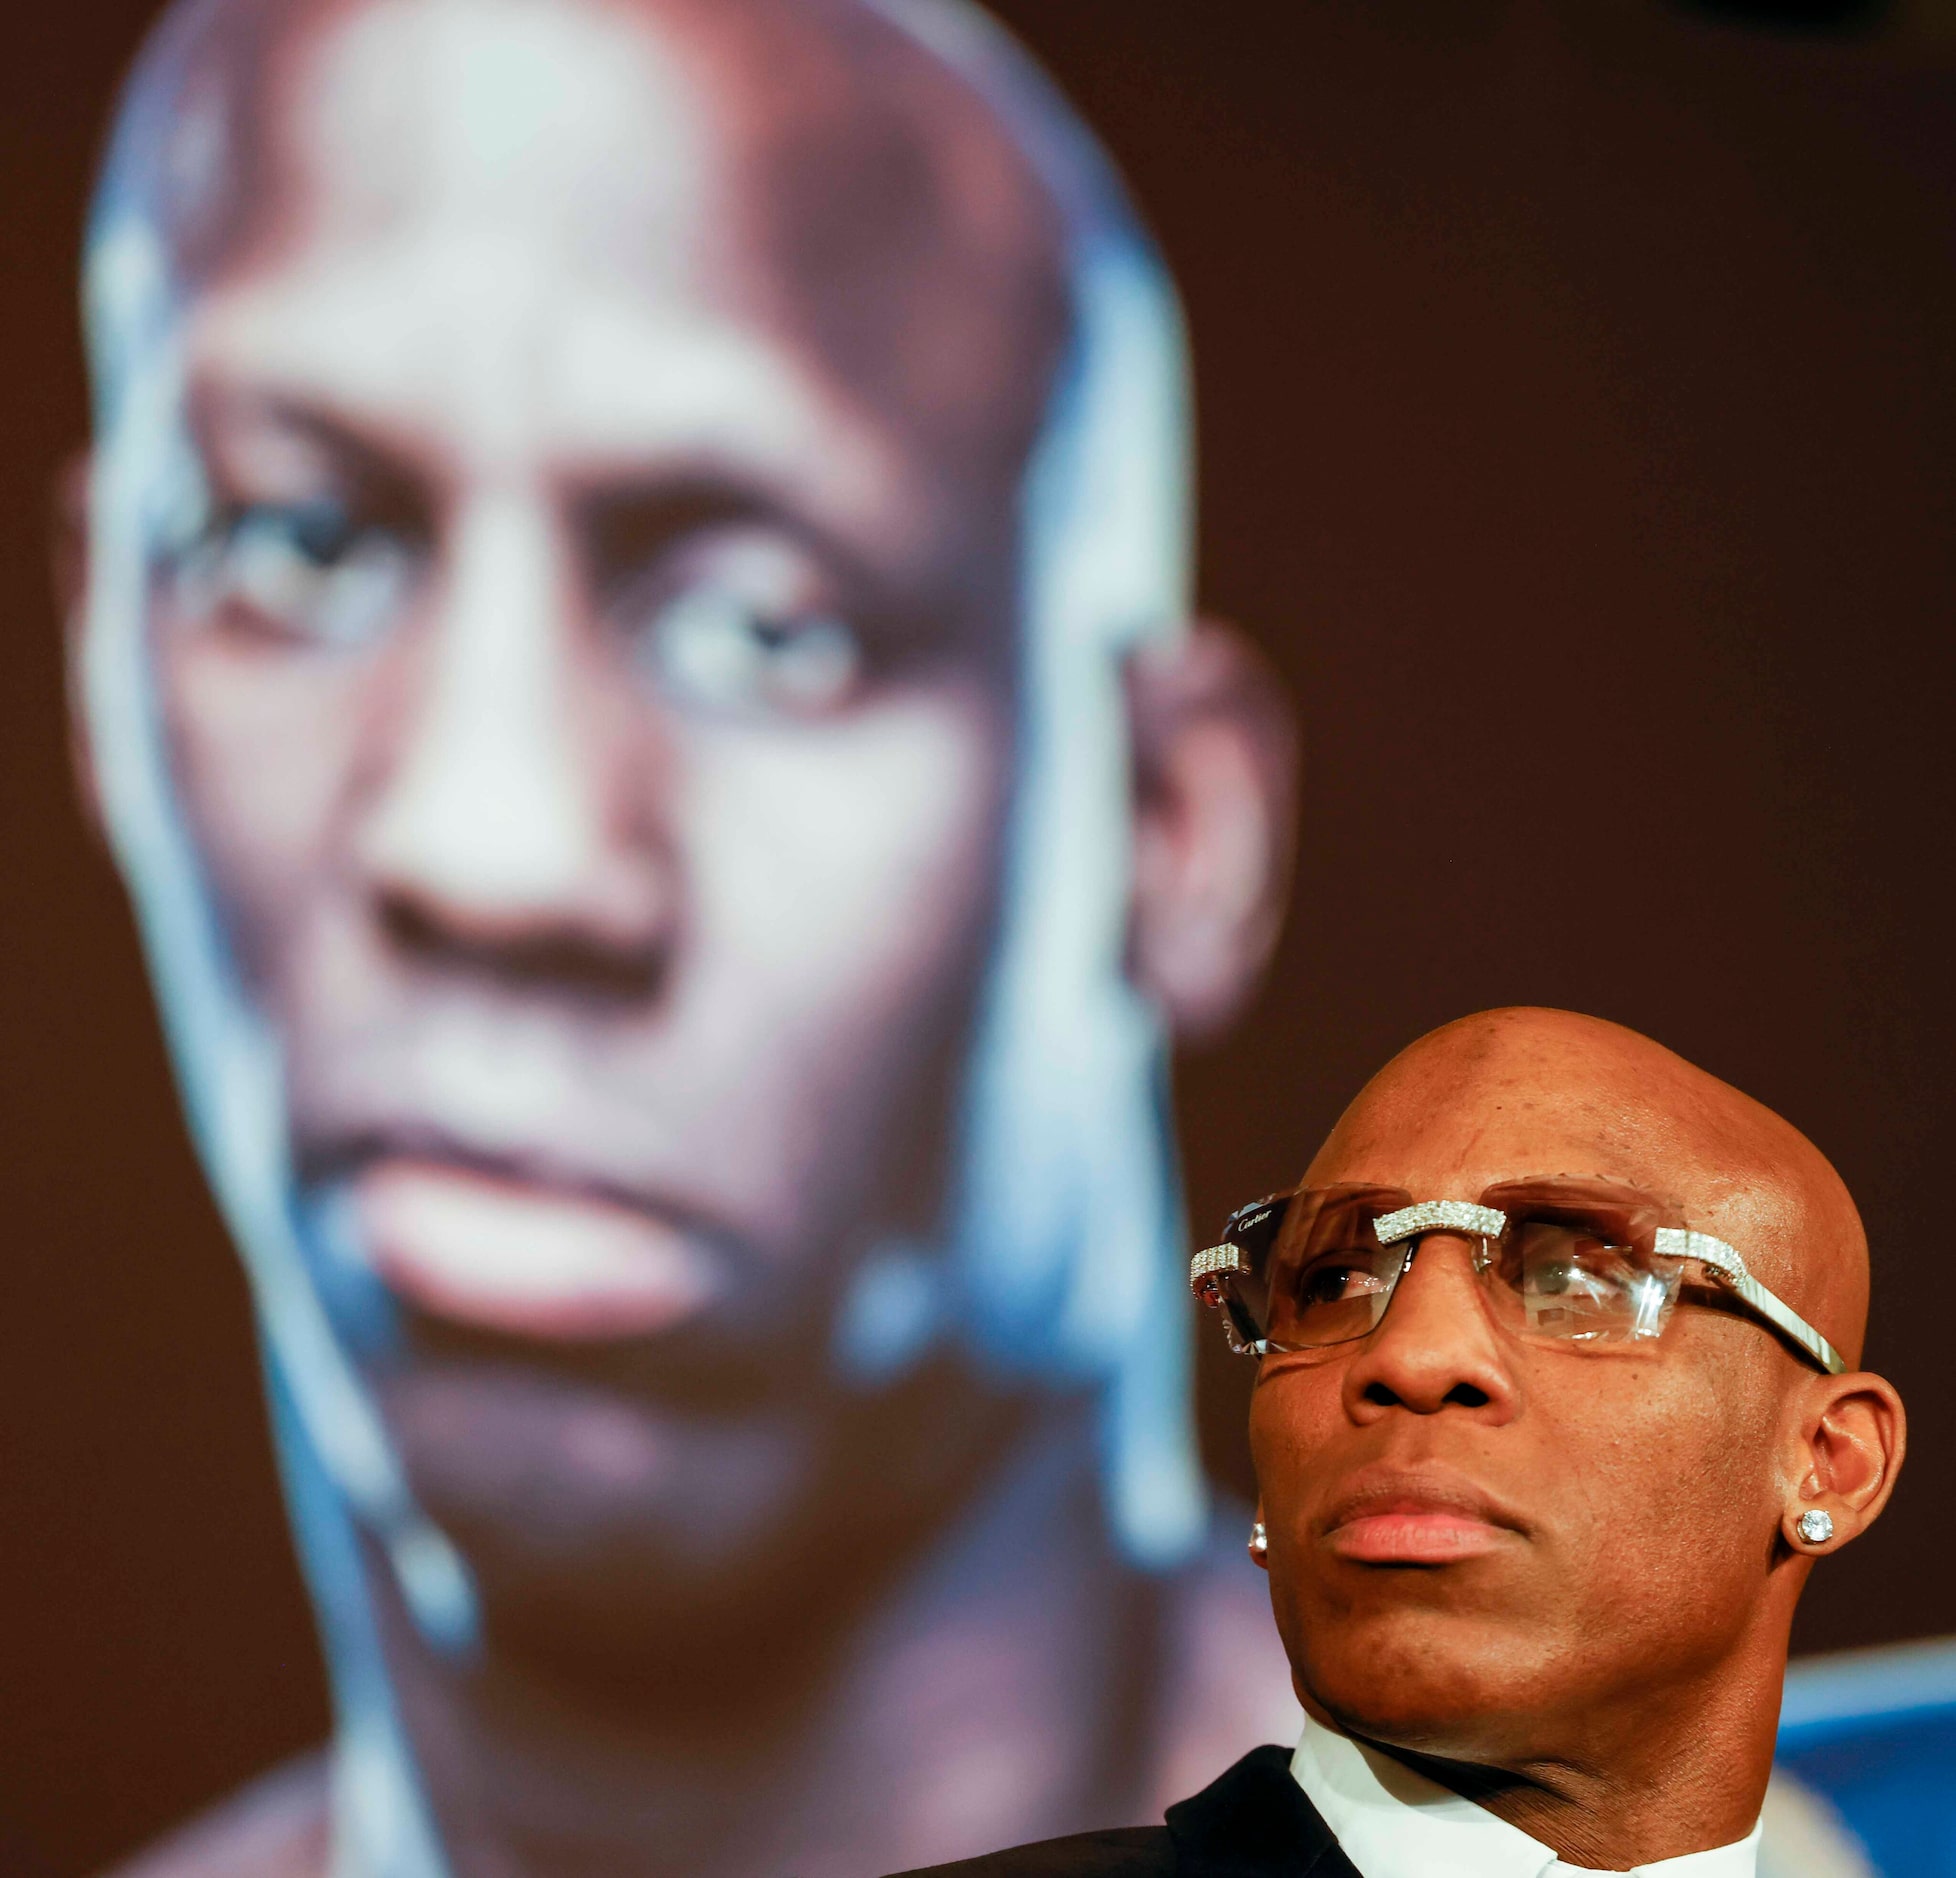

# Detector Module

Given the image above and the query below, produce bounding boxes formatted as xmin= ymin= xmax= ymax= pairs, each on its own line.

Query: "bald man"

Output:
xmin=910 ymin=1009 xmax=1905 ymax=1876
xmin=69 ymin=0 xmax=1300 ymax=1874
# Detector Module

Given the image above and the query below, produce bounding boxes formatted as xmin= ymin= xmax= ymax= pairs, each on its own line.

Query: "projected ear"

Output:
xmin=1126 ymin=622 xmax=1297 ymax=1041
xmin=52 ymin=450 xmax=108 ymax=843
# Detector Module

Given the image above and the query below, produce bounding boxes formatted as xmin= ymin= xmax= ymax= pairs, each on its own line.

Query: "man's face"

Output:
xmin=1249 ymin=1066 xmax=1805 ymax=1767
xmin=124 ymin=0 xmax=1068 ymax=1669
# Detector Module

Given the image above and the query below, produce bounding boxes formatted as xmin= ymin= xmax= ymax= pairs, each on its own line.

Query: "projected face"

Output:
xmin=128 ymin=0 xmax=1071 ymax=1668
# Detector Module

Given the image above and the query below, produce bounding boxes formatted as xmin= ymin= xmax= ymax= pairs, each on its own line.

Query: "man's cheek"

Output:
xmin=1246 ymin=1375 xmax=1342 ymax=1547
xmin=686 ymin=694 xmax=1008 ymax=998
xmin=1548 ymin=1377 xmax=1752 ymax=1622
xmin=162 ymin=639 xmax=369 ymax=960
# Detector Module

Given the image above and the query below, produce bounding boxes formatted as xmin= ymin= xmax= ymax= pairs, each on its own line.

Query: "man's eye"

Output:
xmin=170 ymin=500 xmax=413 ymax=650
xmin=1299 ymin=1259 xmax=1384 ymax=1307
xmin=1522 ymin=1245 xmax=1629 ymax=1303
xmin=642 ymin=585 xmax=863 ymax=717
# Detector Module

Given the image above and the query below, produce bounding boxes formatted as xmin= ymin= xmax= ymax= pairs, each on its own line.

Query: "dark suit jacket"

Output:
xmin=889 ymin=1746 xmax=1364 ymax=1877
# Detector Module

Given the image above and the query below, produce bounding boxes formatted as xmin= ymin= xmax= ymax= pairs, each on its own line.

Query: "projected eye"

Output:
xmin=627 ymin=532 xmax=866 ymax=718
xmin=173 ymin=499 xmax=414 ymax=651
xmin=646 ymin=588 xmax=862 ymax=716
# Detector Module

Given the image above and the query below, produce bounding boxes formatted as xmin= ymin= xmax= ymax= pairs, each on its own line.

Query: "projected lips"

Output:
xmin=355 ymin=1158 xmax=722 ymax=1341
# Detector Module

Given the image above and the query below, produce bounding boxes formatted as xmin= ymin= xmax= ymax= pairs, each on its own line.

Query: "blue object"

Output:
xmin=1780 ymin=1636 xmax=1956 ymax=1875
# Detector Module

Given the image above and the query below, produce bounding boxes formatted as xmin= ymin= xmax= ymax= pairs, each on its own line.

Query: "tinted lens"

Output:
xmin=1210 ymin=1197 xmax=1288 ymax=1353
xmin=1270 ymin=1240 xmax=1408 ymax=1347
xmin=1489 ymin=1218 xmax=1683 ymax=1344
xmin=1258 ymin=1187 xmax=1413 ymax=1348
xmin=1204 ymin=1187 xmax=1412 ymax=1352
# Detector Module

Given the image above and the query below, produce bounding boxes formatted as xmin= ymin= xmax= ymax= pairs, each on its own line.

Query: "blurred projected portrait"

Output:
xmin=67 ymin=0 xmax=1298 ymax=1872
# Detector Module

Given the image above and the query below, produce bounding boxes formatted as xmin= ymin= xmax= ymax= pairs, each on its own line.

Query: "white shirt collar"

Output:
xmin=1290 ymin=1716 xmax=1761 ymax=1878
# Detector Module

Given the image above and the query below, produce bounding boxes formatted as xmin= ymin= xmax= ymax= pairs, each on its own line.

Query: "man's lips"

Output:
xmin=352 ymin=1157 xmax=724 ymax=1342
xmin=1322 ymin=1474 xmax=1523 ymax=1566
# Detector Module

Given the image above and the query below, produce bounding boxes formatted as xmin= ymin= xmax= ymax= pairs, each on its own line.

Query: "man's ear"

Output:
xmin=53 ymin=449 xmax=108 ymax=843
xmin=1780 ymin=1368 xmax=1907 ymax=1555
xmin=1126 ymin=621 xmax=1298 ymax=1042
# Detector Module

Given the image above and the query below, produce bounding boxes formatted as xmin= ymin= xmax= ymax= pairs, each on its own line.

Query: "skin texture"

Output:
xmin=67 ymin=0 xmax=1302 ymax=1871
xmin=1249 ymin=1008 xmax=1905 ymax=1869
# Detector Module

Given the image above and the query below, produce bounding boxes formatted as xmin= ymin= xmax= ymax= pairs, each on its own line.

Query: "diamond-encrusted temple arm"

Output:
xmin=1652 ymin=1227 xmax=1846 ymax=1376
xmin=1373 ymin=1200 xmax=1508 ymax=1246
xmin=1189 ymin=1242 xmax=1246 ymax=1303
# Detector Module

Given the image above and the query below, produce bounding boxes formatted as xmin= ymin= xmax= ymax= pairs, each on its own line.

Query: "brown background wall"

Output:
xmin=2 ymin=2 xmax=1951 ymax=1871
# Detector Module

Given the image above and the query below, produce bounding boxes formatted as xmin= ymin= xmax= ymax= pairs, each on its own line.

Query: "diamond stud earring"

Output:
xmin=1797 ymin=1508 xmax=1835 ymax=1545
xmin=1247 ymin=1520 xmax=1269 ymax=1561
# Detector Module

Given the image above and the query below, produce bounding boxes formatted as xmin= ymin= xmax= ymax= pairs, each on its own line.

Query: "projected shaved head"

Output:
xmin=99 ymin=0 xmax=1085 ymax=1660
xmin=68 ymin=0 xmax=1299 ymax=1871
xmin=1246 ymin=1009 xmax=1903 ymax=1869
xmin=122 ymin=0 xmax=1070 ymax=484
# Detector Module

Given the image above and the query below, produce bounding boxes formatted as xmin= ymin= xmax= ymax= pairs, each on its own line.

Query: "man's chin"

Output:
xmin=1294 ymin=1610 xmax=1577 ymax=1761
xmin=356 ymin=1318 xmax=1023 ymax=1698
xmin=377 ymin=1358 xmax=845 ymax=1678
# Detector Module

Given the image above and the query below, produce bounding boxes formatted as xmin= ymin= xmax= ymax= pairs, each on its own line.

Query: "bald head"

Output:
xmin=1309 ymin=1006 xmax=1869 ymax=1368
xmin=96 ymin=0 xmax=1071 ymax=487
xmin=1241 ymin=1004 xmax=1903 ymax=1861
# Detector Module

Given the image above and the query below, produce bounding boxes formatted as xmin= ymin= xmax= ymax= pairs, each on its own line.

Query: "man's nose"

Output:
xmin=354 ymin=493 xmax=672 ymax=971
xmin=1341 ymin=1236 xmax=1520 ymax=1424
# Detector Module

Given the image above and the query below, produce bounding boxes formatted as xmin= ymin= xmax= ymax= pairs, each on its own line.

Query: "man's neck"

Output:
xmin=1293 ymin=1716 xmax=1764 ymax=1878
xmin=353 ymin=1405 xmax=1165 ymax=1878
xmin=1345 ymin=1640 xmax=1788 ymax=1870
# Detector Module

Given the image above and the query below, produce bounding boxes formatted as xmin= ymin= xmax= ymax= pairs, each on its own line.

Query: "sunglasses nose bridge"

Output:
xmin=1373 ymin=1229 xmax=1512 ymax=1337
xmin=1382 ymin=1225 xmax=1500 ymax=1268
xmin=1340 ymin=1236 xmax=1524 ymax=1417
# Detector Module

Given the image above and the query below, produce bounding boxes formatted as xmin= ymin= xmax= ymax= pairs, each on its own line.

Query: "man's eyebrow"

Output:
xmin=573 ymin=473 xmax=900 ymax=604
xmin=189 ymin=387 xmax=433 ymax=507
xmin=580 ymin=476 xmax=794 ymax=554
